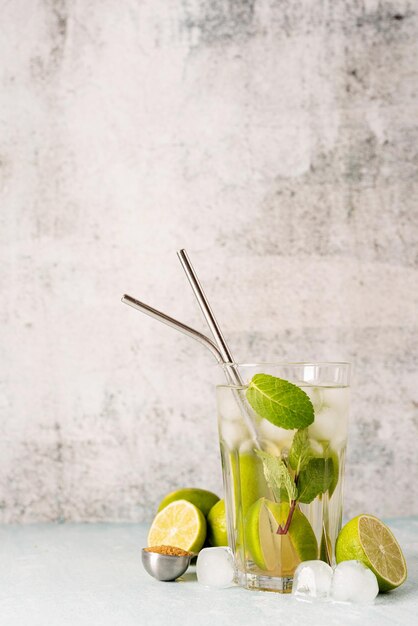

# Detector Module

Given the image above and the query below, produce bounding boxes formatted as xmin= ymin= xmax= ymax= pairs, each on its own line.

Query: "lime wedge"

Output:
xmin=336 ymin=514 xmax=407 ymax=591
xmin=245 ymin=499 xmax=280 ymax=570
xmin=157 ymin=488 xmax=219 ymax=517
xmin=148 ymin=499 xmax=207 ymax=553
xmin=245 ymin=498 xmax=318 ymax=571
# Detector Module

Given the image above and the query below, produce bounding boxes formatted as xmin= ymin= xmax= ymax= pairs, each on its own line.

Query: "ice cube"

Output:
xmin=309 ymin=438 xmax=324 ymax=456
xmin=240 ymin=437 xmax=280 ymax=456
xmin=303 ymin=386 xmax=325 ymax=413
xmin=331 ymin=560 xmax=379 ymax=603
xmin=292 ymin=560 xmax=333 ymax=600
xmin=258 ymin=419 xmax=295 ymax=449
xmin=196 ymin=547 xmax=235 ymax=588
xmin=220 ymin=420 xmax=248 ymax=449
xmin=218 ymin=388 xmax=242 ymax=421
xmin=321 ymin=387 xmax=350 ymax=417
xmin=308 ymin=406 xmax=342 ymax=441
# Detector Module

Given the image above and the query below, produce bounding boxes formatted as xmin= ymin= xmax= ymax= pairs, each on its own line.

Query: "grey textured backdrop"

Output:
xmin=1 ymin=0 xmax=417 ymax=523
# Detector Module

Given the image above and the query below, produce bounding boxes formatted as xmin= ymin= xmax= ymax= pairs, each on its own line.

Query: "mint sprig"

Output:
xmin=288 ymin=428 xmax=313 ymax=473
xmin=256 ymin=446 xmax=333 ymax=533
xmin=297 ymin=458 xmax=333 ymax=504
xmin=247 ymin=373 xmax=336 ymax=535
xmin=255 ymin=449 xmax=297 ymax=504
xmin=246 ymin=374 xmax=314 ymax=430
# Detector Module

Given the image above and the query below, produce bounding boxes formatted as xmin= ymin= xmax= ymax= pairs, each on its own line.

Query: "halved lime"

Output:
xmin=336 ymin=514 xmax=407 ymax=591
xmin=245 ymin=498 xmax=318 ymax=571
xmin=148 ymin=499 xmax=207 ymax=553
xmin=157 ymin=488 xmax=219 ymax=517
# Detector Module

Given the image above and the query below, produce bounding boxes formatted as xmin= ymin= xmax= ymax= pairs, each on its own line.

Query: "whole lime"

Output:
xmin=157 ymin=488 xmax=219 ymax=517
xmin=207 ymin=499 xmax=228 ymax=547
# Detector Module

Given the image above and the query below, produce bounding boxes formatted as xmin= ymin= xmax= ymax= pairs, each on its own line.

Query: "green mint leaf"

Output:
xmin=297 ymin=458 xmax=333 ymax=504
xmin=246 ymin=374 xmax=314 ymax=430
xmin=326 ymin=453 xmax=339 ymax=498
xmin=255 ymin=449 xmax=297 ymax=504
xmin=288 ymin=428 xmax=313 ymax=473
xmin=310 ymin=442 xmax=339 ymax=497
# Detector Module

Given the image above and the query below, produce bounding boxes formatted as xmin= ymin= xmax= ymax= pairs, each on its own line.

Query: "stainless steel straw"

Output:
xmin=176 ymin=249 xmax=243 ymax=388
xmin=176 ymin=249 xmax=259 ymax=443
xmin=121 ymin=252 xmax=260 ymax=443
xmin=121 ymin=295 xmax=223 ymax=363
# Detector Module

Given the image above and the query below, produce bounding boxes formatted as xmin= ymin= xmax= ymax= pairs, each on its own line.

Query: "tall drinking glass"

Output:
xmin=217 ymin=362 xmax=350 ymax=593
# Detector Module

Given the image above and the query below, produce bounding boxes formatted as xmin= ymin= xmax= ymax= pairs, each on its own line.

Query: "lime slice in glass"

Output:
xmin=245 ymin=498 xmax=318 ymax=571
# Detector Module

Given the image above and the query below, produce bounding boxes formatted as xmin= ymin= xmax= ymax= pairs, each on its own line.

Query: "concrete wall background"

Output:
xmin=0 ymin=0 xmax=417 ymax=523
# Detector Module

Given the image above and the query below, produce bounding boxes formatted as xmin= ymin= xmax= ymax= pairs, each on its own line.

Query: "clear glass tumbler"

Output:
xmin=217 ymin=362 xmax=350 ymax=593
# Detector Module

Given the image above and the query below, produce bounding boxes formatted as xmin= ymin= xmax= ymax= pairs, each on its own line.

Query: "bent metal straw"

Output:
xmin=121 ymin=294 xmax=223 ymax=363
xmin=121 ymin=250 xmax=259 ymax=443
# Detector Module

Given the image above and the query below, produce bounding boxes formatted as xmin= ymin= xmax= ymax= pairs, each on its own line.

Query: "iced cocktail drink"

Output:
xmin=217 ymin=363 xmax=350 ymax=593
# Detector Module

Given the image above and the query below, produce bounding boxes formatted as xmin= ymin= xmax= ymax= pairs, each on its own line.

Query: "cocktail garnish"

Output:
xmin=246 ymin=374 xmax=314 ymax=429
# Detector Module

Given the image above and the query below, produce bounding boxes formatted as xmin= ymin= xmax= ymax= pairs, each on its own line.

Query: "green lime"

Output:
xmin=148 ymin=499 xmax=206 ymax=553
xmin=245 ymin=498 xmax=318 ymax=571
xmin=206 ymin=499 xmax=228 ymax=547
xmin=157 ymin=488 xmax=219 ymax=517
xmin=336 ymin=514 xmax=407 ymax=591
xmin=231 ymin=452 xmax=269 ymax=516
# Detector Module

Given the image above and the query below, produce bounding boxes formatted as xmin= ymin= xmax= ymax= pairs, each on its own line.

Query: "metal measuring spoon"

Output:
xmin=141 ymin=548 xmax=194 ymax=582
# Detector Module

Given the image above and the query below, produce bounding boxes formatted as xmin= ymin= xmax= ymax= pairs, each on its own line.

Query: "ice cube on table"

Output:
xmin=292 ymin=560 xmax=333 ymax=600
xmin=331 ymin=560 xmax=379 ymax=603
xmin=196 ymin=547 xmax=235 ymax=588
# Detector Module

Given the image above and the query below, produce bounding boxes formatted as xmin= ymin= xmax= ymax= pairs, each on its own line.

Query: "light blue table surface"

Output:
xmin=0 ymin=518 xmax=416 ymax=626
